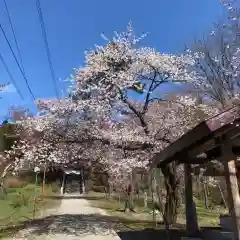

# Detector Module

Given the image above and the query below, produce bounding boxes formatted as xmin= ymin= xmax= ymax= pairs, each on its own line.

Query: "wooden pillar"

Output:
xmin=81 ymin=168 xmax=85 ymax=194
xmin=221 ymin=138 xmax=240 ymax=240
xmin=184 ymin=163 xmax=199 ymax=235
xmin=60 ymin=172 xmax=66 ymax=195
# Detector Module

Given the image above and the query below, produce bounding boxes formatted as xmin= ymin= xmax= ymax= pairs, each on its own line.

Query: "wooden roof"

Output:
xmin=150 ymin=106 xmax=240 ymax=168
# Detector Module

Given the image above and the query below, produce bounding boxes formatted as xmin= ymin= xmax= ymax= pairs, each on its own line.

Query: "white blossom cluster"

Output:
xmin=3 ymin=24 xmax=223 ymax=186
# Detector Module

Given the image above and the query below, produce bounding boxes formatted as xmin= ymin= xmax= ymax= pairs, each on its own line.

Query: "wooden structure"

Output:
xmin=60 ymin=167 xmax=86 ymax=195
xmin=150 ymin=106 xmax=240 ymax=239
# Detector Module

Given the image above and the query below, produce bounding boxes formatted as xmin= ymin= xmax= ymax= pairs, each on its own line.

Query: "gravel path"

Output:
xmin=11 ymin=194 xmax=121 ymax=240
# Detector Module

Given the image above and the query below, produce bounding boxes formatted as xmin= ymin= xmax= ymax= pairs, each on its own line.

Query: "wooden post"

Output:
xmin=79 ymin=169 xmax=82 ymax=194
xmin=60 ymin=172 xmax=66 ymax=195
xmin=203 ymin=179 xmax=208 ymax=209
xmin=35 ymin=172 xmax=39 ymax=186
xmin=221 ymin=138 xmax=240 ymax=240
xmin=217 ymin=183 xmax=228 ymax=209
xmin=42 ymin=165 xmax=47 ymax=201
xmin=33 ymin=197 xmax=37 ymax=219
xmin=184 ymin=163 xmax=199 ymax=235
xmin=144 ymin=191 xmax=148 ymax=208
xmin=81 ymin=168 xmax=85 ymax=194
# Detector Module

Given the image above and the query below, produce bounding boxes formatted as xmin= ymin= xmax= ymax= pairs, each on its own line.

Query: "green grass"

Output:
xmin=193 ymin=199 xmax=227 ymax=226
xmin=87 ymin=192 xmax=227 ymax=230
xmin=0 ymin=183 xmax=60 ymax=238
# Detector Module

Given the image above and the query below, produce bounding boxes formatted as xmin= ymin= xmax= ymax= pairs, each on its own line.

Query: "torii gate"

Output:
xmin=60 ymin=168 xmax=85 ymax=195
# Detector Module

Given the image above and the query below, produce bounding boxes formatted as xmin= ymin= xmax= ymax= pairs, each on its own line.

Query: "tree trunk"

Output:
xmin=144 ymin=191 xmax=148 ymax=207
xmin=151 ymin=173 xmax=156 ymax=221
xmin=203 ymin=181 xmax=208 ymax=209
xmin=0 ymin=163 xmax=12 ymax=199
xmin=104 ymin=187 xmax=108 ymax=199
xmin=124 ymin=183 xmax=135 ymax=212
xmin=108 ymin=183 xmax=113 ymax=199
xmin=0 ymin=181 xmax=6 ymax=199
xmin=42 ymin=164 xmax=47 ymax=201
xmin=218 ymin=183 xmax=228 ymax=209
xmin=196 ymin=175 xmax=201 ymax=199
xmin=206 ymin=177 xmax=210 ymax=195
xmin=161 ymin=162 xmax=179 ymax=224
xmin=124 ymin=194 xmax=135 ymax=212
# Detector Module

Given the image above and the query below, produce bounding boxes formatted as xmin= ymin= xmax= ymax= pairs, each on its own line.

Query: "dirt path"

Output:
xmin=11 ymin=194 xmax=121 ymax=240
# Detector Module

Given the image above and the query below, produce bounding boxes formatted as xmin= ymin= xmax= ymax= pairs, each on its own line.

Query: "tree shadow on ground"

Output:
xmin=0 ymin=212 xmax=230 ymax=240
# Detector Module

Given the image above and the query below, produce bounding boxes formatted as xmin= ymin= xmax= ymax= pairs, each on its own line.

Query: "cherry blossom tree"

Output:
xmin=187 ymin=0 xmax=240 ymax=107
xmin=5 ymin=24 xmax=220 ymax=222
xmin=68 ymin=24 xmax=219 ymax=221
xmin=188 ymin=0 xmax=240 ymax=108
xmin=184 ymin=0 xmax=240 ymax=200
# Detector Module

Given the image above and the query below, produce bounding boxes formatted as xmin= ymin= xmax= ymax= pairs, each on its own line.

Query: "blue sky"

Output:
xmin=0 ymin=0 xmax=224 ymax=120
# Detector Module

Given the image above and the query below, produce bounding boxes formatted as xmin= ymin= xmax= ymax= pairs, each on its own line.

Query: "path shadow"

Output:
xmin=116 ymin=225 xmax=230 ymax=240
xmin=117 ymin=227 xmax=233 ymax=240
xmin=0 ymin=212 xmax=231 ymax=239
xmin=118 ymin=228 xmax=187 ymax=240
xmin=1 ymin=213 xmax=150 ymax=238
xmin=45 ymin=195 xmax=106 ymax=200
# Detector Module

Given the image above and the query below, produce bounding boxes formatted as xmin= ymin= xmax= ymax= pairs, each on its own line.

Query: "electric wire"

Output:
xmin=36 ymin=0 xmax=59 ymax=99
xmin=3 ymin=0 xmax=25 ymax=74
xmin=0 ymin=24 xmax=35 ymax=100
xmin=0 ymin=52 xmax=24 ymax=100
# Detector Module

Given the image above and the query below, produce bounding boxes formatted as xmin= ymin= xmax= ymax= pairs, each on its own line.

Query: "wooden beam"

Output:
xmin=184 ymin=164 xmax=199 ymax=235
xmin=177 ymin=145 xmax=240 ymax=165
xmin=150 ymin=122 xmax=212 ymax=168
xmin=187 ymin=139 xmax=216 ymax=159
xmin=192 ymin=162 xmax=225 ymax=177
xmin=187 ymin=127 xmax=240 ymax=159
xmin=150 ymin=107 xmax=240 ymax=169
xmin=221 ymin=138 xmax=240 ymax=240
xmin=178 ymin=157 xmax=209 ymax=165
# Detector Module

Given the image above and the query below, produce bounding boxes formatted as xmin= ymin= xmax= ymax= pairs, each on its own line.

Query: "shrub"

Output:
xmin=4 ymin=176 xmax=26 ymax=188
xmin=10 ymin=192 xmax=30 ymax=209
xmin=0 ymin=186 xmax=7 ymax=199
xmin=18 ymin=171 xmax=36 ymax=183
xmin=51 ymin=182 xmax=59 ymax=193
xmin=92 ymin=185 xmax=106 ymax=193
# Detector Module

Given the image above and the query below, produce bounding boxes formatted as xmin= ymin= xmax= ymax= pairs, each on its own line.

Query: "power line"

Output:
xmin=0 ymin=24 xmax=35 ymax=100
xmin=36 ymin=0 xmax=59 ymax=99
xmin=3 ymin=0 xmax=25 ymax=74
xmin=0 ymin=52 xmax=24 ymax=100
